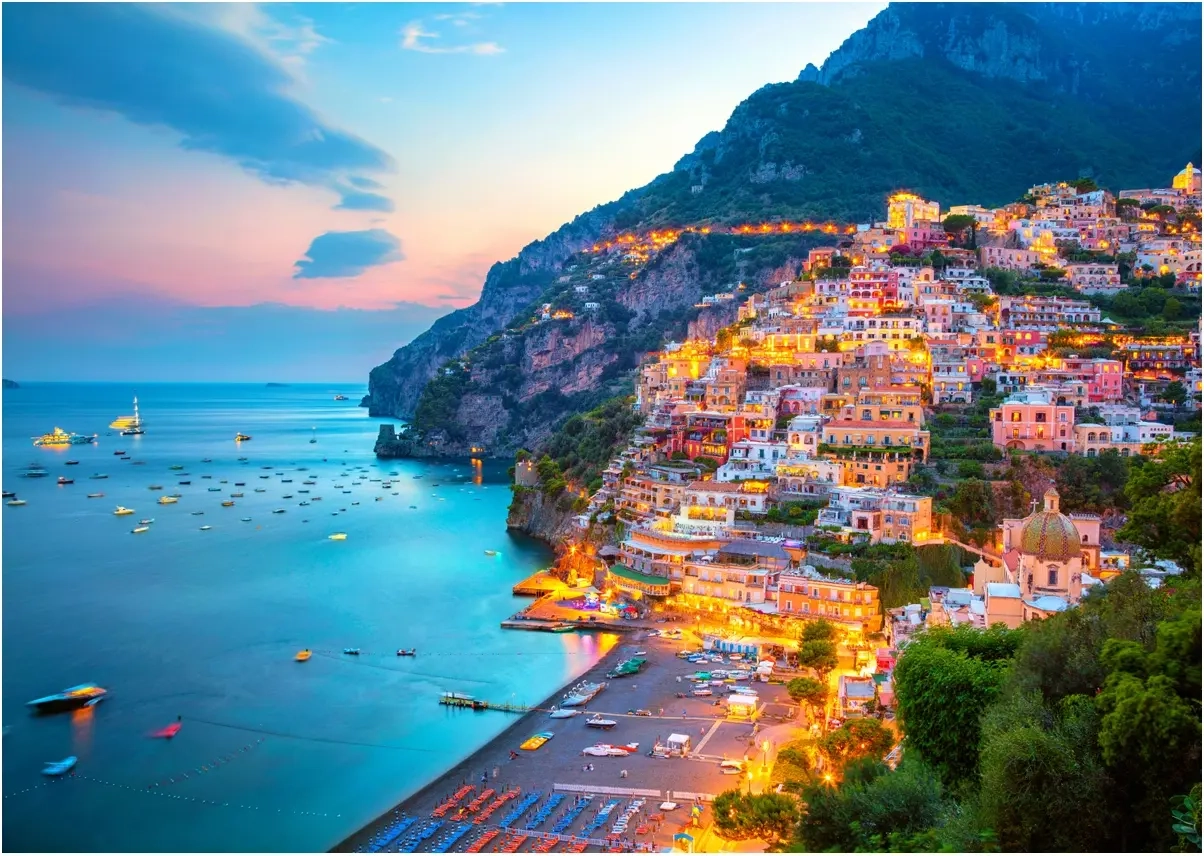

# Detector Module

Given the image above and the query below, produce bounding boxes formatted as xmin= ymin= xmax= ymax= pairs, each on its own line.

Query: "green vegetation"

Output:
xmin=534 ymin=396 xmax=645 ymax=492
xmin=1116 ymin=439 xmax=1201 ymax=571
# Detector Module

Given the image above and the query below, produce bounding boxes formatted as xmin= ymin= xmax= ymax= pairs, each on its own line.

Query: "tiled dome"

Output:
xmin=1019 ymin=489 xmax=1080 ymax=561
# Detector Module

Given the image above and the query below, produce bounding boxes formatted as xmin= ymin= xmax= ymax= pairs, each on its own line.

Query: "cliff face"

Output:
xmin=506 ymin=487 xmax=579 ymax=545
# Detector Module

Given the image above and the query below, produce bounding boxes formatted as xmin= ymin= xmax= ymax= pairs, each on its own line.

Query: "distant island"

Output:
xmin=265 ymin=382 xmax=289 ymax=387
xmin=2 ymin=379 xmax=19 ymax=389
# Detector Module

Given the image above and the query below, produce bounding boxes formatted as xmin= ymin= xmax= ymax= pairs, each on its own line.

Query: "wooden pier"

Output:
xmin=438 ymin=692 xmax=531 ymax=714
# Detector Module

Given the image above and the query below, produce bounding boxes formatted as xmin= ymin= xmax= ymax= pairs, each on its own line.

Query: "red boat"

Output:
xmin=151 ymin=723 xmax=182 ymax=739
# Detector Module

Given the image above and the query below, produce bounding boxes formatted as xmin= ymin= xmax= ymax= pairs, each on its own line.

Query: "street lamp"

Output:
xmin=746 ymin=771 xmax=754 ymax=795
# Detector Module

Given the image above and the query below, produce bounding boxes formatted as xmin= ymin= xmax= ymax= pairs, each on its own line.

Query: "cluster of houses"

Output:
xmin=551 ymin=170 xmax=1199 ymax=653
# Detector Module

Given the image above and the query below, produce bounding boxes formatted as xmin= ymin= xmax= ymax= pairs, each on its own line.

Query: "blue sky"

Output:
xmin=2 ymin=2 xmax=885 ymax=381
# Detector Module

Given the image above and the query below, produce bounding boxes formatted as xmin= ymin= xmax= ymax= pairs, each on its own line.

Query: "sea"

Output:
xmin=1 ymin=383 xmax=616 ymax=852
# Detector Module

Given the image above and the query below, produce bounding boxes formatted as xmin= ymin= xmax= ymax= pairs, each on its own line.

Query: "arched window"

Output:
xmin=1048 ymin=566 xmax=1059 ymax=587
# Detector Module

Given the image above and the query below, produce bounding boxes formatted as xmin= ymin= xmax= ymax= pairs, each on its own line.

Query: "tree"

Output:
xmin=711 ymin=791 xmax=800 ymax=847
xmin=1072 ymin=177 xmax=1099 ymax=192
xmin=786 ymin=677 xmax=829 ymax=721
xmin=819 ymin=718 xmax=895 ymax=768
xmin=1116 ymin=439 xmax=1201 ymax=571
xmin=1163 ymin=296 xmax=1183 ymax=320
xmin=893 ymin=628 xmax=1018 ymax=788
xmin=1161 ymin=380 xmax=1188 ymax=407
xmin=797 ymin=639 xmax=838 ymax=683
xmin=801 ymin=618 xmax=837 ymax=643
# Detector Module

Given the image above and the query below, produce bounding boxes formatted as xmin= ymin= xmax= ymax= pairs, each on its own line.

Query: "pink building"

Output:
xmin=905 ymin=221 xmax=948 ymax=252
xmin=989 ymin=390 xmax=1076 ymax=453
xmin=1054 ymin=357 xmax=1124 ymax=402
xmin=980 ymin=246 xmax=1040 ymax=271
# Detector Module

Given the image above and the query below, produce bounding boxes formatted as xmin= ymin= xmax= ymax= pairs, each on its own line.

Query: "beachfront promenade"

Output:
xmin=334 ymin=633 xmax=798 ymax=853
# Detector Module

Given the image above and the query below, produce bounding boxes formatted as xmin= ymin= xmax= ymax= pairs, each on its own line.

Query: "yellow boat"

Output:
xmin=329 ymin=533 xmax=347 ymax=541
xmin=295 ymin=650 xmax=312 ymax=662
xmin=113 ymin=506 xmax=135 ymax=516
xmin=520 ymin=732 xmax=553 ymax=751
xmin=158 ymin=496 xmax=178 ymax=505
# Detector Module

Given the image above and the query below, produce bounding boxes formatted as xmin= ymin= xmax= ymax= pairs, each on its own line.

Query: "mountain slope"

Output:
xmin=367 ymin=1 xmax=1201 ymax=436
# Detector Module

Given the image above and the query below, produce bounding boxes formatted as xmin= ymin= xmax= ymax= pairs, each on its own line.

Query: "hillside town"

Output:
xmin=521 ymin=165 xmax=1201 ymax=686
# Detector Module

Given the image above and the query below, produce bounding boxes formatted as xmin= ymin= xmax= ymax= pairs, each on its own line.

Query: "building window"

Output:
xmin=1048 ymin=567 xmax=1059 ymax=587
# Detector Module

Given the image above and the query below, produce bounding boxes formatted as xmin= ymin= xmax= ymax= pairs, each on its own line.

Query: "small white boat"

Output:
xmin=87 ymin=493 xmax=104 ymax=499
xmin=7 ymin=499 xmax=27 ymax=507
xmin=139 ymin=519 xmax=154 ymax=525
xmin=548 ymin=708 xmax=580 ymax=719
xmin=42 ymin=756 xmax=77 ymax=776
xmin=132 ymin=526 xmax=149 ymax=534
xmin=199 ymin=525 xmax=212 ymax=531
xmin=328 ymin=533 xmax=347 ymax=541
xmin=586 ymin=716 xmax=617 ymax=730
xmin=484 ymin=550 xmax=498 ymax=556
xmin=240 ymin=517 xmax=252 ymax=522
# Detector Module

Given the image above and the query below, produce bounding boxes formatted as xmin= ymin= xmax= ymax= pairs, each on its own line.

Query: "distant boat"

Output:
xmin=2 ymin=491 xmax=15 ymax=498
xmin=158 ymin=496 xmax=178 ymax=505
xmin=310 ymin=427 xmax=317 ymax=444
xmin=235 ymin=433 xmax=252 ymax=442
xmin=191 ymin=511 xmax=204 ymax=516
xmin=199 ymin=525 xmax=212 ymax=531
xmin=548 ymin=708 xmax=580 ymax=719
xmin=240 ymin=517 xmax=252 ymax=522
xmin=343 ymin=648 xmax=360 ymax=655
xmin=65 ymin=460 xmax=79 ymax=466
xmin=89 ymin=474 xmax=108 ymax=480
xmin=111 ymin=397 xmax=145 ymax=434
xmin=586 ymin=716 xmax=617 ymax=730
xmin=113 ymin=506 xmax=134 ymax=516
xmin=151 ymin=723 xmax=182 ymax=739
xmin=333 ymin=394 xmax=349 ymax=401
xmin=24 ymin=466 xmax=50 ymax=478
xmin=221 ymin=501 xmax=235 ymax=507
xmin=139 ymin=518 xmax=154 ymax=525
xmin=27 ymin=684 xmax=106 ymax=713
xmin=295 ymin=650 xmax=312 ymax=662
xmin=328 ymin=532 xmax=347 ymax=541
xmin=113 ymin=450 xmax=125 ymax=456
xmin=148 ymin=484 xmax=163 ymax=490
xmin=273 ymin=508 xmax=286 ymax=514
xmin=170 ymin=465 xmax=184 ymax=471
xmin=57 ymin=477 xmax=74 ymax=485
xmin=42 ymin=757 xmax=78 ymax=777
xmin=33 ymin=428 xmax=97 ymax=447
xmin=396 ymin=648 xmax=416 ymax=656
xmin=7 ymin=499 xmax=27 ymax=507
xmin=484 ymin=550 xmax=498 ymax=556
xmin=87 ymin=493 xmax=104 ymax=499
xmin=131 ymin=526 xmax=149 ymax=534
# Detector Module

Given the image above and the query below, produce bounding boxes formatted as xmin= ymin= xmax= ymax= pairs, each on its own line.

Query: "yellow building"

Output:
xmin=887 ymin=192 xmax=940 ymax=232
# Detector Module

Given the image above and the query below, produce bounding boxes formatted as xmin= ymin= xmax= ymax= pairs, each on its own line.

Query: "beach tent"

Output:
xmin=726 ymin=695 xmax=759 ymax=718
xmin=666 ymin=733 xmax=692 ymax=755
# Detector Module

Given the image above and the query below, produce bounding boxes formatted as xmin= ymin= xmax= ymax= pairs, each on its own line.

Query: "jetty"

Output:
xmin=438 ymin=692 xmax=530 ymax=714
xmin=510 ymin=570 xmax=566 ymax=597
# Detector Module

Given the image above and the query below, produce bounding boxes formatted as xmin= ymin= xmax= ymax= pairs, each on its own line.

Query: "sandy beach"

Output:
xmin=332 ymin=628 xmax=799 ymax=853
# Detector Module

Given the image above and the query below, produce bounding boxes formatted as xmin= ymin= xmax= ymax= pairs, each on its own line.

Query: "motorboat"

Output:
xmin=139 ymin=518 xmax=154 ymax=525
xmin=235 ymin=434 xmax=252 ymax=442
xmin=87 ymin=493 xmax=104 ymax=499
xmin=396 ymin=648 xmax=417 ymax=656
xmin=170 ymin=465 xmax=184 ymax=471
xmin=343 ymin=648 xmax=360 ymax=655
xmin=208 ymin=487 xmax=222 ymax=492
xmin=65 ymin=460 xmax=79 ymax=466
xmin=131 ymin=526 xmax=150 ymax=534
xmin=333 ymin=394 xmax=349 ymax=401
xmin=582 ymin=742 xmax=639 ymax=757
xmin=231 ymin=492 xmax=244 ymax=498
xmin=328 ymin=533 xmax=347 ymax=541
xmin=548 ymin=708 xmax=580 ymax=719
xmin=191 ymin=511 xmax=204 ymax=516
xmin=24 ymin=466 xmax=50 ymax=478
xmin=295 ymin=650 xmax=312 ymax=662
xmin=151 ymin=723 xmax=182 ymax=739
xmin=27 ymin=684 xmax=107 ymax=713
xmin=254 ymin=488 xmax=266 ymax=493
xmin=484 ymin=550 xmax=498 ymax=556
xmin=586 ymin=716 xmax=617 ymax=730
xmin=201 ymin=458 xmax=212 ymax=463
xmin=57 ymin=477 xmax=74 ymax=485
xmin=113 ymin=506 xmax=134 ymax=516
xmin=272 ymin=508 xmax=286 ymax=514
xmin=7 ymin=499 xmax=27 ymax=507
xmin=33 ymin=428 xmax=97 ymax=447
xmin=199 ymin=525 xmax=212 ymax=531
xmin=42 ymin=757 xmax=78 ymax=776
xmin=158 ymin=496 xmax=178 ymax=505
xmin=1 ymin=491 xmax=15 ymax=498
xmin=148 ymin=484 xmax=163 ymax=490
xmin=240 ymin=517 xmax=252 ymax=522
xmin=114 ymin=450 xmax=125 ymax=456
xmin=221 ymin=501 xmax=235 ymax=507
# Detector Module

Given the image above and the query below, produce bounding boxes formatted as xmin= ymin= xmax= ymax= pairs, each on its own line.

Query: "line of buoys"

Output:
xmin=72 ymin=774 xmax=339 ymax=818
xmin=308 ymin=649 xmax=561 ymax=658
xmin=182 ymin=716 xmax=441 ymax=753
xmin=2 ymin=778 xmax=61 ymax=800
xmin=148 ymin=737 xmax=265 ymax=789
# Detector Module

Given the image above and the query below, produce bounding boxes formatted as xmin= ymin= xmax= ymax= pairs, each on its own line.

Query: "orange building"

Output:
xmin=777 ymin=570 xmax=883 ymax=635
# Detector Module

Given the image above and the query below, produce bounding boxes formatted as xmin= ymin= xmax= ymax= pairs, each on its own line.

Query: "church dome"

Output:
xmin=1018 ymin=488 xmax=1081 ymax=562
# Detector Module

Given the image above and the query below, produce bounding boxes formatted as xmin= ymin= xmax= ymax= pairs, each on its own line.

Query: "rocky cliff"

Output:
xmin=506 ymin=487 xmax=579 ymax=545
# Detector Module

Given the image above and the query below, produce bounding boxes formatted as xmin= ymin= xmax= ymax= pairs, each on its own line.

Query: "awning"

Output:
xmin=607 ymin=564 xmax=671 ymax=596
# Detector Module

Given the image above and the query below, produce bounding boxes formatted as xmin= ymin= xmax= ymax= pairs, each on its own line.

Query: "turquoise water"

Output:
xmin=1 ymin=384 xmax=606 ymax=852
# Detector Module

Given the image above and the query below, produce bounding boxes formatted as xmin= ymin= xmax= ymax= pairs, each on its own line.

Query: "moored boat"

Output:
xmin=7 ymin=499 xmax=27 ymax=507
xmin=27 ymin=684 xmax=106 ymax=713
xmin=585 ymin=716 xmax=617 ymax=730
xmin=131 ymin=526 xmax=149 ymax=534
xmin=562 ymin=681 xmax=607 ymax=707
xmin=548 ymin=707 xmax=580 ymax=719
xmin=157 ymin=496 xmax=177 ymax=504
xmin=328 ymin=532 xmax=347 ymax=540
xmin=235 ymin=433 xmax=252 ymax=442
xmin=33 ymin=428 xmax=97 ymax=447
xmin=42 ymin=756 xmax=78 ymax=776
xmin=87 ymin=493 xmax=104 ymax=499
xmin=295 ymin=649 xmax=312 ymax=662
xmin=113 ymin=506 xmax=134 ymax=516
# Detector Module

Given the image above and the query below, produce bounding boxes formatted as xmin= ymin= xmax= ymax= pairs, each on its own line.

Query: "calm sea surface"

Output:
xmin=1 ymin=383 xmax=611 ymax=852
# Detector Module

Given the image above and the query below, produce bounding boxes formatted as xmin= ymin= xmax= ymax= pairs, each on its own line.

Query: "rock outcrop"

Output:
xmin=506 ymin=487 xmax=579 ymax=545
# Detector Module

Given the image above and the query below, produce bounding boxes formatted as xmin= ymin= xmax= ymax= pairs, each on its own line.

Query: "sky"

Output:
xmin=1 ymin=2 xmax=886 ymax=382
